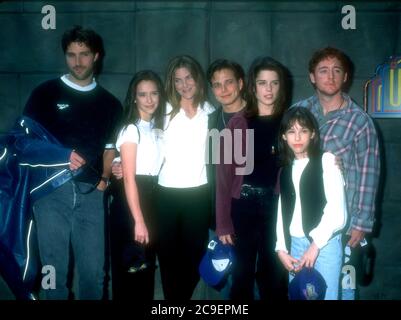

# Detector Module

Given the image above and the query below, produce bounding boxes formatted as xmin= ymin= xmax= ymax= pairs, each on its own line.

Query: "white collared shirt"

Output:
xmin=158 ymin=101 xmax=215 ymax=188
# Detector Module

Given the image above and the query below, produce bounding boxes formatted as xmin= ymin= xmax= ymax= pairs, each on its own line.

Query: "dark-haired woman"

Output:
xmin=229 ymin=57 xmax=290 ymax=300
xmin=109 ymin=70 xmax=166 ymax=300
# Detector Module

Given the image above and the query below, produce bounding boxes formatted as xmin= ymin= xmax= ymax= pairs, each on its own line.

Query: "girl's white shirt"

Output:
xmin=158 ymin=101 xmax=215 ymax=188
xmin=275 ymin=152 xmax=347 ymax=252
xmin=116 ymin=119 xmax=163 ymax=176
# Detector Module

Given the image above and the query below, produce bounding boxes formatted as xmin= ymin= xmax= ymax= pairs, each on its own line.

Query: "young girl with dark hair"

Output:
xmin=276 ymin=107 xmax=347 ymax=300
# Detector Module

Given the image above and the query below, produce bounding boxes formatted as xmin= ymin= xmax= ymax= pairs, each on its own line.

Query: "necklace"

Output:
xmin=339 ymin=97 xmax=347 ymax=110
xmin=338 ymin=97 xmax=345 ymax=110
xmin=221 ymin=108 xmax=227 ymax=127
xmin=221 ymin=101 xmax=246 ymax=127
xmin=329 ymin=97 xmax=345 ymax=111
xmin=323 ymin=97 xmax=345 ymax=115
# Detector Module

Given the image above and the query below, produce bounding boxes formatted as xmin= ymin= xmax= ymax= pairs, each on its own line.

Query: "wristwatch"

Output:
xmin=100 ymin=176 xmax=110 ymax=186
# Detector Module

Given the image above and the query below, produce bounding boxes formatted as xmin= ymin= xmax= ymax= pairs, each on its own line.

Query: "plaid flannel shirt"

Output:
xmin=292 ymin=94 xmax=380 ymax=233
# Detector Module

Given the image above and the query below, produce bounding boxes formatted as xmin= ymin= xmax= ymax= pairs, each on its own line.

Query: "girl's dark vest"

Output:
xmin=280 ymin=153 xmax=326 ymax=250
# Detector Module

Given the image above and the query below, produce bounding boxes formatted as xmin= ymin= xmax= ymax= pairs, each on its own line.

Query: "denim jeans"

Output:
xmin=340 ymin=242 xmax=357 ymax=300
xmin=290 ymin=234 xmax=343 ymax=300
xmin=33 ymin=181 xmax=106 ymax=299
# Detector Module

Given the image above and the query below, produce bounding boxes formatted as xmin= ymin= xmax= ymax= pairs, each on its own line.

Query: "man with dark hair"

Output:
xmin=292 ymin=46 xmax=380 ymax=300
xmin=206 ymin=59 xmax=248 ymax=246
xmin=206 ymin=59 xmax=251 ymax=300
xmin=308 ymin=47 xmax=351 ymax=77
xmin=206 ymin=59 xmax=246 ymax=97
xmin=23 ymin=25 xmax=122 ymax=299
xmin=61 ymin=25 xmax=105 ymax=75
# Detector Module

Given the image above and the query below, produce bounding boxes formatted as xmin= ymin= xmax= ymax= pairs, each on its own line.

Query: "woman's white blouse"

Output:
xmin=158 ymin=101 xmax=215 ymax=188
xmin=116 ymin=120 xmax=163 ymax=176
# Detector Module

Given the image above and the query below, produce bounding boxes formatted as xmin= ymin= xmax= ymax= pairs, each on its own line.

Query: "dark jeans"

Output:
xmin=33 ymin=181 xmax=106 ymax=300
xmin=109 ymin=176 xmax=157 ymax=301
xmin=229 ymin=187 xmax=288 ymax=300
xmin=155 ymin=184 xmax=211 ymax=301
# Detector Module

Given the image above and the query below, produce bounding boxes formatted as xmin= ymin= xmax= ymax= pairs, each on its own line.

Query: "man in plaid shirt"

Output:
xmin=292 ymin=47 xmax=380 ymax=299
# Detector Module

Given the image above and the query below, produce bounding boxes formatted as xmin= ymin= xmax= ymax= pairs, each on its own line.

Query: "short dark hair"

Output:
xmin=308 ymin=46 xmax=350 ymax=75
xmin=279 ymin=107 xmax=321 ymax=166
xmin=207 ymin=59 xmax=245 ymax=84
xmin=246 ymin=56 xmax=288 ymax=118
xmin=61 ymin=25 xmax=105 ymax=74
xmin=206 ymin=59 xmax=246 ymax=99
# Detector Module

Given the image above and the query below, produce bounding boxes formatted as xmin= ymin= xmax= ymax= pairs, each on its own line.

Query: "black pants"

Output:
xmin=109 ymin=176 xmax=157 ymax=301
xmin=155 ymin=184 xmax=211 ymax=301
xmin=229 ymin=189 xmax=288 ymax=300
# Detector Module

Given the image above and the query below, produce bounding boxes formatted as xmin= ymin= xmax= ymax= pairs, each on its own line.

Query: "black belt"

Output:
xmin=240 ymin=184 xmax=271 ymax=199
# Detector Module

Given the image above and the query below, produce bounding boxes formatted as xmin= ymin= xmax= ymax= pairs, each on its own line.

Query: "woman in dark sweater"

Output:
xmin=227 ymin=56 xmax=289 ymax=300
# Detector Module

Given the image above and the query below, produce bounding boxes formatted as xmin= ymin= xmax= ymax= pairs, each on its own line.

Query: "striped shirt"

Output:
xmin=292 ymin=94 xmax=380 ymax=233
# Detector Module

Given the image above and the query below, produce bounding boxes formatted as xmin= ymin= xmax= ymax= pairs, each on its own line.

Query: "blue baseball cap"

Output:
xmin=199 ymin=237 xmax=234 ymax=288
xmin=289 ymin=268 xmax=327 ymax=300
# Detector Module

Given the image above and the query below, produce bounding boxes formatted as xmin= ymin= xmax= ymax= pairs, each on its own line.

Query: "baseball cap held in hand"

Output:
xmin=289 ymin=267 xmax=327 ymax=300
xmin=199 ymin=237 xmax=234 ymax=288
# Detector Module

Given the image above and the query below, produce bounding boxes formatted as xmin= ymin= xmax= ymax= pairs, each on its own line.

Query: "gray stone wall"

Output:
xmin=1 ymin=0 xmax=401 ymax=299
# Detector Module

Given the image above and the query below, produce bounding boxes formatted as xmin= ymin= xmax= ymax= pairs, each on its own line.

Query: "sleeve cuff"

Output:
xmin=105 ymin=143 xmax=115 ymax=149
xmin=350 ymin=216 xmax=375 ymax=233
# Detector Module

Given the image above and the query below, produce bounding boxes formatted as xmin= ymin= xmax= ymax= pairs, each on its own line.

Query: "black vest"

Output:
xmin=280 ymin=153 xmax=326 ymax=250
